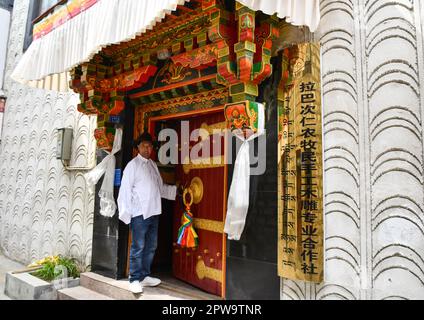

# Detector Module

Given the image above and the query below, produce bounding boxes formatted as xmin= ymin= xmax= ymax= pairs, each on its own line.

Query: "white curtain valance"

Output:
xmin=11 ymin=0 xmax=321 ymax=89
xmin=237 ymin=0 xmax=320 ymax=32
xmin=11 ymin=0 xmax=188 ymax=87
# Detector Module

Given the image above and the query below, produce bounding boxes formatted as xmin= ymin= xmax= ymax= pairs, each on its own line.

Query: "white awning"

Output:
xmin=11 ymin=0 xmax=189 ymax=88
xmin=238 ymin=0 xmax=320 ymax=32
xmin=11 ymin=0 xmax=321 ymax=90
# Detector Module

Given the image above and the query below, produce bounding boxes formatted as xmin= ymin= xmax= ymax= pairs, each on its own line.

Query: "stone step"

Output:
xmin=80 ymin=272 xmax=138 ymax=300
xmin=80 ymin=272 xmax=217 ymax=300
xmin=58 ymin=286 xmax=114 ymax=300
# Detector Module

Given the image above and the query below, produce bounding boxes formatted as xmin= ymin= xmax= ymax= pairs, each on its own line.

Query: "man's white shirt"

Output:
xmin=117 ymin=154 xmax=177 ymax=224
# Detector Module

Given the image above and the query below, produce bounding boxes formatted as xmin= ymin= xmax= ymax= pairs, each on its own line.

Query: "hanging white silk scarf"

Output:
xmin=85 ymin=128 xmax=123 ymax=217
xmin=224 ymin=103 xmax=265 ymax=240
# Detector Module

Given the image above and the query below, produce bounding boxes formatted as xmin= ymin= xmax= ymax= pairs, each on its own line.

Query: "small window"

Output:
xmin=0 ymin=0 xmax=14 ymax=11
xmin=23 ymin=0 xmax=63 ymax=52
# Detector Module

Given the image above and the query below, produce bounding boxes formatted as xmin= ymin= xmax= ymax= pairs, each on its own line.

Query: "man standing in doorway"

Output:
xmin=118 ymin=132 xmax=177 ymax=294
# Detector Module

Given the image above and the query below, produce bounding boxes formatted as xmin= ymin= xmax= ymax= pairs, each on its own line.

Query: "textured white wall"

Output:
xmin=0 ymin=0 xmax=96 ymax=266
xmin=0 ymin=8 xmax=11 ymax=140
xmin=281 ymin=0 xmax=424 ymax=300
xmin=0 ymin=7 xmax=10 ymax=92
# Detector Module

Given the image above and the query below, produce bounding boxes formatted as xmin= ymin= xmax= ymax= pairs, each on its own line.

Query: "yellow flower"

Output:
xmin=27 ymin=255 xmax=61 ymax=268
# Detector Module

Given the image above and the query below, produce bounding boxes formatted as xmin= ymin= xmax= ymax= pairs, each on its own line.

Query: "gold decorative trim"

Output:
xmin=138 ymin=88 xmax=229 ymax=113
xmin=183 ymin=156 xmax=225 ymax=174
xmin=134 ymin=88 xmax=229 ymax=139
xmin=193 ymin=218 xmax=224 ymax=234
xmin=199 ymin=121 xmax=228 ymax=140
xmin=196 ymin=259 xmax=222 ymax=283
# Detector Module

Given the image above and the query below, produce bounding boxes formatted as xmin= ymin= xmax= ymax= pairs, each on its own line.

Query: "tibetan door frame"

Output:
xmin=127 ymin=105 xmax=228 ymax=299
xmin=149 ymin=106 xmax=228 ymax=299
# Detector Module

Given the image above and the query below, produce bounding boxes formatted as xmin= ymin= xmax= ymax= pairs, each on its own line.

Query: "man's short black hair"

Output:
xmin=134 ymin=131 xmax=153 ymax=148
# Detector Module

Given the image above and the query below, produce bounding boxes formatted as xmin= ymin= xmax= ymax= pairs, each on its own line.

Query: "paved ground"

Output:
xmin=0 ymin=254 xmax=25 ymax=300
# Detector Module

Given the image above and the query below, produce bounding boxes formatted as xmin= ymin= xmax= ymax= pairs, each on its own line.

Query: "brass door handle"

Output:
xmin=181 ymin=177 xmax=204 ymax=205
xmin=183 ymin=188 xmax=194 ymax=207
xmin=189 ymin=177 xmax=203 ymax=204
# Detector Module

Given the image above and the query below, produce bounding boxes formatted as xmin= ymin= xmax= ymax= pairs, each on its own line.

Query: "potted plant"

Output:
xmin=5 ymin=255 xmax=85 ymax=300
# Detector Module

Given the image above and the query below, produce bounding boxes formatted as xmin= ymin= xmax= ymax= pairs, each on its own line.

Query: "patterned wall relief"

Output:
xmin=0 ymin=0 xmax=96 ymax=267
xmin=282 ymin=0 xmax=424 ymax=300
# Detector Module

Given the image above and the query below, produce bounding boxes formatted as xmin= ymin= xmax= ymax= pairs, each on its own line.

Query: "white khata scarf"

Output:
xmin=85 ymin=128 xmax=123 ymax=217
xmin=224 ymin=103 xmax=265 ymax=240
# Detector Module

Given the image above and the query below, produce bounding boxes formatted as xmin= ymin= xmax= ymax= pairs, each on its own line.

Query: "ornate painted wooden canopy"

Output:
xmin=69 ymin=0 xmax=283 ymax=150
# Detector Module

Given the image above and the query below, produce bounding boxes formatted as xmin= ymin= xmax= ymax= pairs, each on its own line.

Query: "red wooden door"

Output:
xmin=172 ymin=111 xmax=226 ymax=297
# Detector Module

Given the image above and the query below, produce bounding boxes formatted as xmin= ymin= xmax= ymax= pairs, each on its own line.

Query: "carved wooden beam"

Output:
xmin=205 ymin=1 xmax=279 ymax=104
xmin=171 ymin=44 xmax=218 ymax=69
xmin=253 ymin=18 xmax=279 ymax=84
xmin=235 ymin=2 xmax=255 ymax=83
xmin=207 ymin=4 xmax=238 ymax=86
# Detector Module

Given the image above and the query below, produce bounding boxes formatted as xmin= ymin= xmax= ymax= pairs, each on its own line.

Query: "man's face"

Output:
xmin=138 ymin=141 xmax=153 ymax=159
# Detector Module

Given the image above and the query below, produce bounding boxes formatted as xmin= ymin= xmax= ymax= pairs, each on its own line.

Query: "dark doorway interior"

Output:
xmin=150 ymin=199 xmax=174 ymax=273
xmin=149 ymin=119 xmax=179 ymax=275
xmin=225 ymin=54 xmax=282 ymax=300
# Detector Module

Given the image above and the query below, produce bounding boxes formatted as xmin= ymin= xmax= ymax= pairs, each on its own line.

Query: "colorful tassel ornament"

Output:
xmin=177 ymin=189 xmax=199 ymax=248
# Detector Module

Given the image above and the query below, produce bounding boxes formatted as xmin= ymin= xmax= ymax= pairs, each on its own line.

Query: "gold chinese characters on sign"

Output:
xmin=277 ymin=43 xmax=323 ymax=283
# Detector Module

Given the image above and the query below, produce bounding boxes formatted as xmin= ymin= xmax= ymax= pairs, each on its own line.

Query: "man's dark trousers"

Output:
xmin=129 ymin=215 xmax=159 ymax=283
